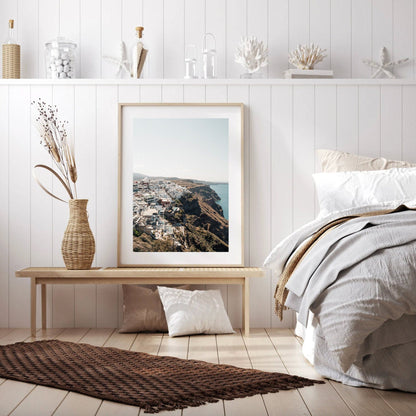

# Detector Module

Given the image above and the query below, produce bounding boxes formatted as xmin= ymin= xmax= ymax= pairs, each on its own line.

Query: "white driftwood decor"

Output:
xmin=363 ymin=47 xmax=409 ymax=79
xmin=288 ymin=43 xmax=327 ymax=70
xmin=234 ymin=36 xmax=268 ymax=74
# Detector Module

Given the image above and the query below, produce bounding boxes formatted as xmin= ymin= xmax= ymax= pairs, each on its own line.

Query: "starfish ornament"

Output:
xmin=363 ymin=47 xmax=409 ymax=79
xmin=103 ymin=41 xmax=131 ymax=77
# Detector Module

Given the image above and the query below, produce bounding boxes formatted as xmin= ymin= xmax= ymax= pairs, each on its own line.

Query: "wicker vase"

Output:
xmin=61 ymin=199 xmax=95 ymax=270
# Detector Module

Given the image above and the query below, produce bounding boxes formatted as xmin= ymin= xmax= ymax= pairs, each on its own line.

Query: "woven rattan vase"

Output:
xmin=61 ymin=199 xmax=95 ymax=270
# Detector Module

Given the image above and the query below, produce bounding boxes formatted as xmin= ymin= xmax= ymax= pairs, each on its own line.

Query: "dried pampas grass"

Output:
xmin=32 ymin=99 xmax=78 ymax=202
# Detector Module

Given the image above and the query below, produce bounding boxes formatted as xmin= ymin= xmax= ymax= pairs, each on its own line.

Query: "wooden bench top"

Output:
xmin=15 ymin=267 xmax=266 ymax=279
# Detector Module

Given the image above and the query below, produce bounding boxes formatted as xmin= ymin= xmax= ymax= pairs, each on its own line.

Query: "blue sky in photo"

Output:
xmin=133 ymin=118 xmax=229 ymax=183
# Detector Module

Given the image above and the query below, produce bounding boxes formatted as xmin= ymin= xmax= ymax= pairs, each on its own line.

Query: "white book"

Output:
xmin=284 ymin=69 xmax=334 ymax=79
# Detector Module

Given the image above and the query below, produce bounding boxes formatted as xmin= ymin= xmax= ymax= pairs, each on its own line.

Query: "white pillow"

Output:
xmin=157 ymin=286 xmax=234 ymax=337
xmin=313 ymin=167 xmax=416 ymax=217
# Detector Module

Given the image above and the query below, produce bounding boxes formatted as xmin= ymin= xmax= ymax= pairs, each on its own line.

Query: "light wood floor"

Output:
xmin=0 ymin=328 xmax=415 ymax=416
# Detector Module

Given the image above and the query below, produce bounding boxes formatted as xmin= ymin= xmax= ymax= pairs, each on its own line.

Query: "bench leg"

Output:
xmin=242 ymin=277 xmax=249 ymax=337
xmin=41 ymin=284 xmax=47 ymax=330
xmin=30 ymin=278 xmax=36 ymax=337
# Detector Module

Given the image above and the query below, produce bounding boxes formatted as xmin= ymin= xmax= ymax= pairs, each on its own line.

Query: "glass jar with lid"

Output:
xmin=45 ymin=36 xmax=77 ymax=79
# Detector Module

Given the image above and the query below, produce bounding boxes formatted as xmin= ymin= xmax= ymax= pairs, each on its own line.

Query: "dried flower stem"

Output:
xmin=32 ymin=99 xmax=78 ymax=202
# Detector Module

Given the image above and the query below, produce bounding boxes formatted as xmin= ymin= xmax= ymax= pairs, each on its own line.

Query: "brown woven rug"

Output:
xmin=0 ymin=340 xmax=324 ymax=413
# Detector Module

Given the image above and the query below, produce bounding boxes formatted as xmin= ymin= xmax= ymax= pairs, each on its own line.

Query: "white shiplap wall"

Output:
xmin=1 ymin=79 xmax=416 ymax=329
xmin=0 ymin=0 xmax=415 ymax=79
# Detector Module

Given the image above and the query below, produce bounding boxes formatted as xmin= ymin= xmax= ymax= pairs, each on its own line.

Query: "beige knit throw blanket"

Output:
xmin=274 ymin=205 xmax=413 ymax=320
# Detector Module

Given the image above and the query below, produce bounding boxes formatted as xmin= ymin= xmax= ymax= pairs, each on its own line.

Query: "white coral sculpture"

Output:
xmin=288 ymin=43 xmax=327 ymax=70
xmin=234 ymin=36 xmax=268 ymax=74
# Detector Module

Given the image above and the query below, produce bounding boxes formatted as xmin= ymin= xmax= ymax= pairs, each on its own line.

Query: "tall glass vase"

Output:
xmin=61 ymin=199 xmax=95 ymax=270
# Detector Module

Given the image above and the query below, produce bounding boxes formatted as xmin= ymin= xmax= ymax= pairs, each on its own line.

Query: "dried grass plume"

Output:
xmin=32 ymin=99 xmax=78 ymax=202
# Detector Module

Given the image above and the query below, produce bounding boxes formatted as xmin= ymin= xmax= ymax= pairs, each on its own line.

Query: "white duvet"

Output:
xmin=264 ymin=201 xmax=416 ymax=391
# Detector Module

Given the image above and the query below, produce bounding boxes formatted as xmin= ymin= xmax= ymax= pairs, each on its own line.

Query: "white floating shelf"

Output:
xmin=0 ymin=78 xmax=415 ymax=85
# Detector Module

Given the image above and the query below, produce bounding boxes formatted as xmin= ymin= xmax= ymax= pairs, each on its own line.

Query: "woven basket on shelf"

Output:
xmin=61 ymin=199 xmax=95 ymax=270
xmin=2 ymin=44 xmax=20 ymax=79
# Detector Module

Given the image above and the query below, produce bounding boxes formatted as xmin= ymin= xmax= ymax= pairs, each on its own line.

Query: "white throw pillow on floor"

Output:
xmin=157 ymin=286 xmax=234 ymax=337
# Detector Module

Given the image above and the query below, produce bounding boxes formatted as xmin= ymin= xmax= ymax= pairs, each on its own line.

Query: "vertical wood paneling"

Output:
xmin=52 ymin=85 xmax=75 ymax=328
xmin=30 ymin=86 xmax=53 ymax=328
xmin=3 ymin=81 xmax=416 ymax=330
xmin=205 ymin=85 xmax=228 ymax=308
xmin=249 ymin=85 xmax=271 ymax=327
xmin=247 ymin=0 xmax=268 ymax=77
xmin=3 ymin=1 xmax=416 ymax=79
xmin=227 ymin=84 xmax=249 ymax=328
xmin=0 ymin=0 xmax=18 ymax=76
xmin=358 ymin=85 xmax=381 ymax=156
xmin=268 ymin=0 xmax=289 ymax=78
xmin=226 ymin=0 xmax=247 ymax=78
xmin=101 ymin=0 xmax=122 ymax=78
xmin=74 ymin=85 xmax=97 ymax=328
xmin=122 ymin=0 xmax=143 ymax=55
xmin=96 ymin=85 xmax=119 ymax=328
xmin=351 ymin=0 xmax=372 ymax=78
xmin=8 ymin=86 xmax=31 ymax=327
xmin=184 ymin=0 xmax=205 ymax=79
xmin=315 ymin=85 xmax=337 ymax=151
xmin=289 ymin=0 xmax=310 ymax=50
xmin=59 ymin=0 xmax=80 ymax=76
xmin=80 ymin=0 xmax=102 ymax=78
xmin=183 ymin=85 xmax=205 ymax=102
xmin=331 ymin=0 xmax=352 ymax=78
xmin=162 ymin=85 xmax=183 ymax=102
xmin=0 ymin=86 xmax=9 ymax=327
xmin=310 ymin=0 xmax=331 ymax=69
xmin=270 ymin=85 xmax=294 ymax=328
xmin=164 ymin=0 xmax=185 ymax=78
xmin=337 ymin=85 xmax=359 ymax=153
xmin=119 ymin=85 xmax=141 ymax=103
xmin=206 ymin=0 xmax=226 ymax=78
xmin=38 ymin=0 xmax=59 ymax=78
xmin=372 ymin=0 xmax=393 ymax=76
xmin=380 ymin=86 xmax=402 ymax=159
xmin=140 ymin=85 xmax=162 ymax=102
xmin=143 ymin=0 xmax=164 ymax=78
xmin=393 ymin=0 xmax=413 ymax=79
xmin=314 ymin=85 xmax=337 ymax=213
xmin=293 ymin=85 xmax=315 ymax=228
xmin=18 ymin=0 xmax=38 ymax=78
xmin=402 ymin=86 xmax=416 ymax=162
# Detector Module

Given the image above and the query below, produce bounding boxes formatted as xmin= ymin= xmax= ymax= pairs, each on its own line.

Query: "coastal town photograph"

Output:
xmin=132 ymin=118 xmax=229 ymax=252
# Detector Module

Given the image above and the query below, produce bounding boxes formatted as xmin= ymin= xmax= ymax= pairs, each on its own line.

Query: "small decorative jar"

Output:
xmin=45 ymin=36 xmax=77 ymax=79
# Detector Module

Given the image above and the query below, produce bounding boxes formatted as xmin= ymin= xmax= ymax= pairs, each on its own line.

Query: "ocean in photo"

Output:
xmin=210 ymin=183 xmax=229 ymax=220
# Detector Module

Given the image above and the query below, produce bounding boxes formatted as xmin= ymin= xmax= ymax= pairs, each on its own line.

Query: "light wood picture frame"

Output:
xmin=118 ymin=103 xmax=244 ymax=267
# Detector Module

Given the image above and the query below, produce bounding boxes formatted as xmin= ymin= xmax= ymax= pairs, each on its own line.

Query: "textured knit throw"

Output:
xmin=0 ymin=340 xmax=324 ymax=413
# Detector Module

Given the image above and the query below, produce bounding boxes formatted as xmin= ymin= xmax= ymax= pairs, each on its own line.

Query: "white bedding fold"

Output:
xmin=265 ymin=201 xmax=416 ymax=376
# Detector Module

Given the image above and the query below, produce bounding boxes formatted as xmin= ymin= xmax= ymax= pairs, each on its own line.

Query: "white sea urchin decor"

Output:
xmin=234 ymin=36 xmax=268 ymax=75
xmin=288 ymin=43 xmax=327 ymax=70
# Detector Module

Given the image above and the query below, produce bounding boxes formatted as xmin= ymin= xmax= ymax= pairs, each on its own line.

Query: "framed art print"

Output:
xmin=118 ymin=103 xmax=244 ymax=267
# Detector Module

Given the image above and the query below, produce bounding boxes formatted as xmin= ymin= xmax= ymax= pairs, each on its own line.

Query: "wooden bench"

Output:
xmin=15 ymin=267 xmax=265 ymax=337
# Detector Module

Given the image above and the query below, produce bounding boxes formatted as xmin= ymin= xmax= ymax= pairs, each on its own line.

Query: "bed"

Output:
xmin=264 ymin=149 xmax=416 ymax=392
